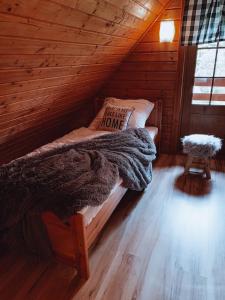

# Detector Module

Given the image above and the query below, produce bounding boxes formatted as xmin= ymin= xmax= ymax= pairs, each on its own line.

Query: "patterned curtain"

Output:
xmin=181 ymin=0 xmax=225 ymax=45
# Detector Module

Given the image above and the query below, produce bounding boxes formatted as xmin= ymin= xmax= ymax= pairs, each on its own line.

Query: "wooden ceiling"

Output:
xmin=0 ymin=0 xmax=169 ymax=163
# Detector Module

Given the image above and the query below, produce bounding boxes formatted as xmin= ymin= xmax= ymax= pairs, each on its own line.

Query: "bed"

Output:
xmin=40 ymin=97 xmax=162 ymax=280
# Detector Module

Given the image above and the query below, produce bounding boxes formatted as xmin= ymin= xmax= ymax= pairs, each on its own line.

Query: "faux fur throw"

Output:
xmin=182 ymin=134 xmax=222 ymax=157
xmin=0 ymin=128 xmax=156 ymax=231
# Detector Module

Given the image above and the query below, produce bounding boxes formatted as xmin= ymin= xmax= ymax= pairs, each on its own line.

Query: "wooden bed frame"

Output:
xmin=42 ymin=98 xmax=162 ymax=280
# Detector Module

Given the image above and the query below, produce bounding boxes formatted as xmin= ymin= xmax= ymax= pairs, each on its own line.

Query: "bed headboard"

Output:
xmin=94 ymin=96 xmax=163 ymax=151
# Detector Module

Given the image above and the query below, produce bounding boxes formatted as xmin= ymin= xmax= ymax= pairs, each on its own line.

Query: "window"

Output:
xmin=192 ymin=41 xmax=225 ymax=106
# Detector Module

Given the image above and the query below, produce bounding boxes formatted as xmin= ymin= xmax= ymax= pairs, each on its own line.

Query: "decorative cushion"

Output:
xmin=182 ymin=134 xmax=222 ymax=157
xmin=98 ymin=105 xmax=134 ymax=132
xmin=89 ymin=97 xmax=154 ymax=130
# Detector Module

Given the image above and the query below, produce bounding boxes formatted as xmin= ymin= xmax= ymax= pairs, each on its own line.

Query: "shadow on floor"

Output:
xmin=91 ymin=189 xmax=143 ymax=248
xmin=0 ymin=189 xmax=144 ymax=300
xmin=174 ymin=173 xmax=212 ymax=196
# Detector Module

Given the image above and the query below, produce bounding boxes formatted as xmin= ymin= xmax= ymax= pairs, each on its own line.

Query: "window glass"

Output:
xmin=215 ymin=49 xmax=225 ymax=77
xmin=192 ymin=42 xmax=225 ymax=106
xmin=194 ymin=49 xmax=216 ymax=77
xmin=219 ymin=41 xmax=225 ymax=47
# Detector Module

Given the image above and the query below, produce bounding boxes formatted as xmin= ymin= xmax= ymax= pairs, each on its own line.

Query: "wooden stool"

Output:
xmin=184 ymin=155 xmax=211 ymax=179
xmin=181 ymin=134 xmax=222 ymax=180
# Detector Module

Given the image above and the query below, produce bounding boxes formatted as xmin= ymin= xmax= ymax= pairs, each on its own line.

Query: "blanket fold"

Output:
xmin=0 ymin=128 xmax=156 ymax=256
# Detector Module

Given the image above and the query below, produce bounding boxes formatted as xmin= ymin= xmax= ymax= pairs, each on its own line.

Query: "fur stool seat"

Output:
xmin=181 ymin=134 xmax=222 ymax=179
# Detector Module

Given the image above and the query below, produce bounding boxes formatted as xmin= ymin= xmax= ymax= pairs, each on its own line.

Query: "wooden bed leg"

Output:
xmin=204 ymin=157 xmax=211 ymax=179
xmin=184 ymin=155 xmax=193 ymax=175
xmin=71 ymin=213 xmax=90 ymax=280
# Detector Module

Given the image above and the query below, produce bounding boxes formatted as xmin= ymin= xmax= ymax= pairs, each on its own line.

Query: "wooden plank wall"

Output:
xmin=101 ymin=0 xmax=183 ymax=153
xmin=0 ymin=0 xmax=169 ymax=163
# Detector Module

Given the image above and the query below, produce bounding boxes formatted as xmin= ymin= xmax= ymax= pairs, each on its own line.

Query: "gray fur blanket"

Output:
xmin=0 ymin=128 xmax=156 ymax=233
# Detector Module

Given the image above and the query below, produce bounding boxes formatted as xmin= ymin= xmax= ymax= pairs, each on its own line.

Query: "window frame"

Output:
xmin=192 ymin=42 xmax=225 ymax=106
xmin=180 ymin=45 xmax=225 ymax=140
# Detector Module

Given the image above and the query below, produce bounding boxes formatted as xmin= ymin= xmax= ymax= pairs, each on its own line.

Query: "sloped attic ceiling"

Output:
xmin=0 ymin=0 xmax=170 ymax=162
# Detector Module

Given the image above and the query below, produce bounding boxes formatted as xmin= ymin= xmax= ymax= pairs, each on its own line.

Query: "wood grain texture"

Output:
xmin=101 ymin=0 xmax=183 ymax=153
xmin=0 ymin=0 xmax=169 ymax=163
xmin=1 ymin=154 xmax=225 ymax=299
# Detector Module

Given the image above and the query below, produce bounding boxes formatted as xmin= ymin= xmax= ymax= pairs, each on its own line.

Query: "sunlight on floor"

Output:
xmin=169 ymin=197 xmax=219 ymax=243
xmin=159 ymin=168 xmax=225 ymax=275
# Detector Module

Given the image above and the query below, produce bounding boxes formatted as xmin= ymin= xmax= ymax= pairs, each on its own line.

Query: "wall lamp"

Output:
xmin=160 ymin=20 xmax=175 ymax=42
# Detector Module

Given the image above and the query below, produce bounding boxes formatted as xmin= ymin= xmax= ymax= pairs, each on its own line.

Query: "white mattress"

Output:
xmin=56 ymin=126 xmax=158 ymax=143
xmin=80 ymin=177 xmax=123 ymax=226
xmin=147 ymin=126 xmax=158 ymax=141
xmin=28 ymin=126 xmax=158 ymax=158
xmin=27 ymin=127 xmax=108 ymax=157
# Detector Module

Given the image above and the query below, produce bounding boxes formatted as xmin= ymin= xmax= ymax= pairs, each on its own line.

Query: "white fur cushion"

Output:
xmin=89 ymin=97 xmax=154 ymax=130
xmin=182 ymin=134 xmax=222 ymax=157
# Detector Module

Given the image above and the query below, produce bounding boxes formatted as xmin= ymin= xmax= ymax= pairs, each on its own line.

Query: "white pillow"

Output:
xmin=89 ymin=97 xmax=154 ymax=129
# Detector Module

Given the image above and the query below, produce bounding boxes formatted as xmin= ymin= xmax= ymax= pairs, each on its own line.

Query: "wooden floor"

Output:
xmin=1 ymin=154 xmax=225 ymax=300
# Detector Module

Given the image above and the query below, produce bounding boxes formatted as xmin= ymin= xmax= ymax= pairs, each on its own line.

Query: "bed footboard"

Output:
xmin=41 ymin=183 xmax=127 ymax=280
xmin=42 ymin=211 xmax=89 ymax=279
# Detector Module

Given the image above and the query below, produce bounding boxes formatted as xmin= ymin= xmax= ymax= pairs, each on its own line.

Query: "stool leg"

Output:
xmin=184 ymin=155 xmax=193 ymax=175
xmin=204 ymin=158 xmax=211 ymax=179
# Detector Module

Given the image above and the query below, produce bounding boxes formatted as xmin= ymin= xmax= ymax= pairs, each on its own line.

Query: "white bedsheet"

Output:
xmin=56 ymin=126 xmax=158 ymax=143
xmin=55 ymin=126 xmax=158 ymax=144
xmin=28 ymin=126 xmax=158 ymax=158
xmin=55 ymin=127 xmax=108 ymax=143
xmin=27 ymin=127 xmax=108 ymax=157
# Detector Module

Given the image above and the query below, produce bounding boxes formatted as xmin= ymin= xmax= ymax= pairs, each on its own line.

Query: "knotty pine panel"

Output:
xmin=0 ymin=54 xmax=125 ymax=69
xmin=0 ymin=0 xmax=169 ymax=163
xmin=101 ymin=0 xmax=183 ymax=153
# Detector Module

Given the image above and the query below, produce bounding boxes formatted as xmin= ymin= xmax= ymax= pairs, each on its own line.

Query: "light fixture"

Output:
xmin=160 ymin=20 xmax=175 ymax=42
